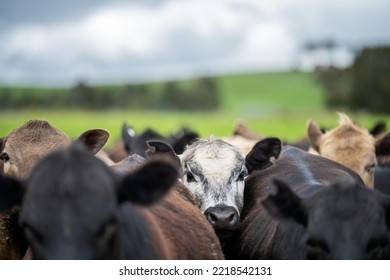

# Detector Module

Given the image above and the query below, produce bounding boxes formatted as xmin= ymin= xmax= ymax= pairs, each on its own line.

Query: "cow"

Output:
xmin=236 ymin=138 xmax=365 ymax=259
xmin=262 ymin=179 xmax=390 ymax=259
xmin=222 ymin=121 xmax=262 ymax=155
xmin=0 ymin=119 xmax=110 ymax=259
xmin=374 ymin=167 xmax=390 ymax=196
xmin=0 ymin=143 xmax=224 ymax=260
xmin=376 ymin=133 xmax=390 ymax=168
xmin=146 ymin=137 xmax=246 ymax=258
xmin=307 ymin=113 xmax=381 ymax=187
xmin=108 ymin=122 xmax=199 ymax=162
xmin=0 ymin=119 xmax=110 ymax=179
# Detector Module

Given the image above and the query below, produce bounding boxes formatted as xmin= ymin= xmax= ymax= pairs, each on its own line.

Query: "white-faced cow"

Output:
xmin=236 ymin=138 xmax=365 ymax=259
xmin=263 ymin=179 xmax=390 ymax=259
xmin=0 ymin=143 xmax=224 ymax=260
xmin=307 ymin=113 xmax=390 ymax=187
xmin=180 ymin=137 xmax=247 ymax=232
xmin=146 ymin=137 xmax=246 ymax=258
xmin=0 ymin=119 xmax=110 ymax=259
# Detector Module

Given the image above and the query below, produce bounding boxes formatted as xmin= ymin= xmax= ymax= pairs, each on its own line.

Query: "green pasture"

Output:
xmin=1 ymin=71 xmax=389 ymax=147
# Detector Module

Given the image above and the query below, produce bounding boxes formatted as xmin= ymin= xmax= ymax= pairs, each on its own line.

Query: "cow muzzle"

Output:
xmin=204 ymin=206 xmax=239 ymax=232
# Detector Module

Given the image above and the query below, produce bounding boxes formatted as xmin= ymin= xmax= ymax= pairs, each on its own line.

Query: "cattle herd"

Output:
xmin=0 ymin=113 xmax=389 ymax=260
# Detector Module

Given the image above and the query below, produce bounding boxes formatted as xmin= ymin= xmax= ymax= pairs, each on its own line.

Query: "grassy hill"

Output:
xmin=1 ymin=71 xmax=389 ymax=146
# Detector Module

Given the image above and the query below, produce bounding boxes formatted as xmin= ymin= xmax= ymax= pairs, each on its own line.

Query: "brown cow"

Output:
xmin=308 ymin=113 xmax=380 ymax=187
xmin=0 ymin=143 xmax=224 ymax=259
xmin=0 ymin=119 xmax=110 ymax=179
xmin=0 ymin=119 xmax=110 ymax=259
xmin=222 ymin=121 xmax=262 ymax=155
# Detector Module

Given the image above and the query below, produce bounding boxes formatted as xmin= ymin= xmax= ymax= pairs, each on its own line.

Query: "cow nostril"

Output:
xmin=228 ymin=212 xmax=236 ymax=223
xmin=209 ymin=213 xmax=217 ymax=224
xmin=205 ymin=211 xmax=218 ymax=224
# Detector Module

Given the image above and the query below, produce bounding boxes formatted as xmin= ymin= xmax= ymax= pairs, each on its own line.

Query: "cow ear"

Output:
xmin=262 ymin=179 xmax=308 ymax=226
xmin=370 ymin=121 xmax=387 ymax=137
xmin=376 ymin=132 xmax=390 ymax=158
xmin=78 ymin=129 xmax=110 ymax=155
xmin=121 ymin=122 xmax=135 ymax=153
xmin=307 ymin=119 xmax=323 ymax=152
xmin=117 ymin=160 xmax=178 ymax=205
xmin=170 ymin=128 xmax=199 ymax=155
xmin=245 ymin=137 xmax=281 ymax=174
xmin=146 ymin=140 xmax=181 ymax=171
xmin=0 ymin=174 xmax=25 ymax=212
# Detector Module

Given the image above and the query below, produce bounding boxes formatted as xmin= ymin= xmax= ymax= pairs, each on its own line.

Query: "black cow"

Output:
xmin=375 ymin=167 xmax=390 ymax=196
xmin=120 ymin=123 xmax=199 ymax=158
xmin=0 ymin=143 xmax=223 ymax=260
xmin=263 ymin=179 xmax=390 ymax=259
xmin=236 ymin=138 xmax=365 ymax=259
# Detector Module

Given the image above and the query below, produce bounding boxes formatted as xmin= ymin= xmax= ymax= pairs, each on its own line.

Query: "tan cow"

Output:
xmin=0 ymin=119 xmax=110 ymax=179
xmin=0 ymin=119 xmax=110 ymax=260
xmin=307 ymin=113 xmax=385 ymax=187
xmin=223 ymin=120 xmax=262 ymax=155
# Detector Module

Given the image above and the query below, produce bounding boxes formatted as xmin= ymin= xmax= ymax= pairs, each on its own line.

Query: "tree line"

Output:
xmin=0 ymin=77 xmax=220 ymax=111
xmin=315 ymin=46 xmax=390 ymax=114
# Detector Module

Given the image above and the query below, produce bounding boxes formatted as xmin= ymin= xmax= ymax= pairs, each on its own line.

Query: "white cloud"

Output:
xmin=0 ymin=0 xmax=389 ymax=85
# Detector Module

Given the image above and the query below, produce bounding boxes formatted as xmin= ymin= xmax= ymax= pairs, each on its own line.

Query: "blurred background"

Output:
xmin=1 ymin=0 xmax=389 ymax=144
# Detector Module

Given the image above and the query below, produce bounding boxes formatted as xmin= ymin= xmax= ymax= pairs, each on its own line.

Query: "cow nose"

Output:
xmin=204 ymin=206 xmax=239 ymax=231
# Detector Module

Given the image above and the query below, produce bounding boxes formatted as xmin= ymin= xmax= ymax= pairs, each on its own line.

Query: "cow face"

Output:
xmin=0 ymin=143 xmax=178 ymax=260
xmin=263 ymin=179 xmax=390 ymax=260
xmin=308 ymin=114 xmax=377 ymax=187
xmin=18 ymin=144 xmax=120 ymax=259
xmin=180 ymin=137 xmax=246 ymax=234
xmin=0 ymin=120 xmax=109 ymax=179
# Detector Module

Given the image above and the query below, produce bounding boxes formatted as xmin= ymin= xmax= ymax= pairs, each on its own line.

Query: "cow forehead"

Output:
xmin=183 ymin=142 xmax=245 ymax=180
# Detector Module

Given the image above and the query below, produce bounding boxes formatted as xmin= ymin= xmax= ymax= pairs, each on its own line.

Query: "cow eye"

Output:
xmin=365 ymin=164 xmax=375 ymax=173
xmin=0 ymin=152 xmax=10 ymax=163
xmin=237 ymin=170 xmax=246 ymax=181
xmin=186 ymin=172 xmax=196 ymax=183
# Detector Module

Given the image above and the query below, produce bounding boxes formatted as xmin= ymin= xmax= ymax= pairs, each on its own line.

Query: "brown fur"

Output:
xmin=308 ymin=114 xmax=376 ymax=187
xmin=145 ymin=184 xmax=224 ymax=259
xmin=2 ymin=120 xmax=71 ymax=179
xmin=233 ymin=120 xmax=263 ymax=140
xmin=107 ymin=141 xmax=128 ymax=163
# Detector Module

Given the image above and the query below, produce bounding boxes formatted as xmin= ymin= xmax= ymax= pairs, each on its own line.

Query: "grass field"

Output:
xmin=1 ymin=71 xmax=389 ymax=147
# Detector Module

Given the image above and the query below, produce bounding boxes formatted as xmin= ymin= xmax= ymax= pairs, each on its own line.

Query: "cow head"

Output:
xmin=308 ymin=113 xmax=377 ymax=187
xmin=0 ymin=142 xmax=178 ymax=259
xmin=263 ymin=179 xmax=390 ymax=259
xmin=179 ymin=137 xmax=247 ymax=236
xmin=122 ymin=122 xmax=165 ymax=157
xmin=0 ymin=120 xmax=110 ymax=178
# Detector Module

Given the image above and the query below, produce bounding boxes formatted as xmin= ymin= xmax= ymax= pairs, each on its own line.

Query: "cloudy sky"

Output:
xmin=0 ymin=0 xmax=389 ymax=86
